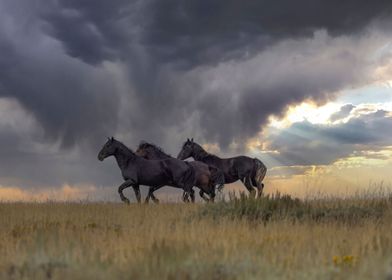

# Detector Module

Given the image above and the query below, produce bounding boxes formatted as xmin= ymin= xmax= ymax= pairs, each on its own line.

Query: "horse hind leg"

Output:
xmin=182 ymin=190 xmax=194 ymax=203
xmin=256 ymin=182 xmax=265 ymax=198
xmin=250 ymin=176 xmax=263 ymax=198
xmin=199 ymin=190 xmax=211 ymax=202
xmin=151 ymin=193 xmax=160 ymax=204
xmin=189 ymin=189 xmax=196 ymax=203
xmin=242 ymin=176 xmax=256 ymax=198
xmin=206 ymin=180 xmax=217 ymax=203
xmin=145 ymin=186 xmax=162 ymax=204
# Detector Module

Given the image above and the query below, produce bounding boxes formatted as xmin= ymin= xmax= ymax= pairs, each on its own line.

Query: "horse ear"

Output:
xmin=191 ymin=138 xmax=193 ymax=142
xmin=111 ymin=137 xmax=114 ymax=141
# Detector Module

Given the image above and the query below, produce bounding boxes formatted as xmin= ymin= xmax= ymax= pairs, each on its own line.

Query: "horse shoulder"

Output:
xmin=122 ymin=164 xmax=137 ymax=181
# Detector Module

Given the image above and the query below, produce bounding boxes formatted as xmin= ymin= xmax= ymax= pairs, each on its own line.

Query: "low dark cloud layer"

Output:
xmin=44 ymin=0 xmax=392 ymax=67
xmin=1 ymin=0 xmax=392 ymax=188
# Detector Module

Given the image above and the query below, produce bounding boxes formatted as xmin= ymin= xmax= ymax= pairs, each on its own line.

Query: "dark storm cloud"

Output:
xmin=3 ymin=0 xmax=391 ymax=150
xmin=143 ymin=0 xmax=392 ymax=67
xmin=1 ymin=0 xmax=392 ymax=188
xmin=37 ymin=0 xmax=392 ymax=150
xmin=43 ymin=0 xmax=392 ymax=67
xmin=0 ymin=0 xmax=123 ymax=188
xmin=41 ymin=0 xmax=136 ymax=65
xmin=0 ymin=0 xmax=119 ymax=149
xmin=266 ymin=110 xmax=392 ymax=166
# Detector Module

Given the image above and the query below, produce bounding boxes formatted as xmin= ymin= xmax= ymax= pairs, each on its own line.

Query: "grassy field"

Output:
xmin=1 ymin=193 xmax=392 ymax=279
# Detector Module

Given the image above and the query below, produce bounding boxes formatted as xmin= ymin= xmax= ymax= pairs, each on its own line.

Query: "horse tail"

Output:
xmin=252 ymin=158 xmax=267 ymax=192
xmin=208 ymin=166 xmax=225 ymax=191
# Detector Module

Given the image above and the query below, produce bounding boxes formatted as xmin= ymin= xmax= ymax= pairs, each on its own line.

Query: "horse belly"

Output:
xmin=224 ymin=173 xmax=238 ymax=184
xmin=137 ymin=165 xmax=170 ymax=187
xmin=140 ymin=173 xmax=170 ymax=187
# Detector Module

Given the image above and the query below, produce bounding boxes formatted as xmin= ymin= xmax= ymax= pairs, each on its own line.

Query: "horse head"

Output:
xmin=98 ymin=137 xmax=117 ymax=161
xmin=177 ymin=138 xmax=195 ymax=160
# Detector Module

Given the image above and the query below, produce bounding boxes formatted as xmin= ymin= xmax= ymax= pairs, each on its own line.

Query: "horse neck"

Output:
xmin=113 ymin=143 xmax=136 ymax=170
xmin=193 ymin=145 xmax=214 ymax=162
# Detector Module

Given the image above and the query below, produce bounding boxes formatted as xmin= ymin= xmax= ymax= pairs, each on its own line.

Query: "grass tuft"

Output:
xmin=200 ymin=192 xmax=389 ymax=224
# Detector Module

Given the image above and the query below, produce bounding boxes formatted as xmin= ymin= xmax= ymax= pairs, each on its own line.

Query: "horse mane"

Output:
xmin=114 ymin=138 xmax=136 ymax=155
xmin=138 ymin=141 xmax=171 ymax=157
xmin=183 ymin=140 xmax=217 ymax=160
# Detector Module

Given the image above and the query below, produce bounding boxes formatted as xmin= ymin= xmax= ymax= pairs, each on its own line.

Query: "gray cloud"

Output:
xmin=330 ymin=104 xmax=356 ymax=122
xmin=38 ymin=0 xmax=392 ymax=150
xmin=4 ymin=0 xmax=392 ymax=150
xmin=266 ymin=110 xmax=392 ymax=166
xmin=1 ymin=0 xmax=392 ymax=188
xmin=42 ymin=0 xmax=392 ymax=67
xmin=0 ymin=0 xmax=120 ymax=149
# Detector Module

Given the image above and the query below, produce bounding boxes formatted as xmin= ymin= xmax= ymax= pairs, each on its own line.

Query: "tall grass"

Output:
xmin=201 ymin=192 xmax=390 ymax=224
xmin=1 ymin=193 xmax=392 ymax=279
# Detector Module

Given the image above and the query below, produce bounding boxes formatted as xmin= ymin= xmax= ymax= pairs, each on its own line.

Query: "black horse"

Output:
xmin=98 ymin=137 xmax=195 ymax=204
xmin=136 ymin=142 xmax=225 ymax=202
xmin=177 ymin=139 xmax=267 ymax=198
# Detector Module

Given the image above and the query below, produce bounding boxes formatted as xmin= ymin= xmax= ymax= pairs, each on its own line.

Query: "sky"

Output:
xmin=0 ymin=0 xmax=392 ymax=201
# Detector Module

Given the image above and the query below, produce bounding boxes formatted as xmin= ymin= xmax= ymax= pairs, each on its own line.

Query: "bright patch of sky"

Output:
xmin=268 ymin=82 xmax=392 ymax=129
xmin=339 ymin=83 xmax=392 ymax=105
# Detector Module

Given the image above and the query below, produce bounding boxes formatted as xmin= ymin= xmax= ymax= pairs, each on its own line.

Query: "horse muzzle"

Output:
xmin=98 ymin=153 xmax=105 ymax=161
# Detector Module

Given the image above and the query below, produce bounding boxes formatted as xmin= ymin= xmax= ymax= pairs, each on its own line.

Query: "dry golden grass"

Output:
xmin=1 ymin=194 xmax=392 ymax=279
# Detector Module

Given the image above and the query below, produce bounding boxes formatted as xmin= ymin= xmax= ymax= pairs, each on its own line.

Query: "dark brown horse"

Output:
xmin=98 ymin=137 xmax=195 ymax=204
xmin=177 ymin=139 xmax=267 ymax=198
xmin=136 ymin=141 xmax=225 ymax=202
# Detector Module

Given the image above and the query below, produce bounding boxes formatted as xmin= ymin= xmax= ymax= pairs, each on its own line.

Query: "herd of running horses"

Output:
xmin=98 ymin=137 xmax=267 ymax=203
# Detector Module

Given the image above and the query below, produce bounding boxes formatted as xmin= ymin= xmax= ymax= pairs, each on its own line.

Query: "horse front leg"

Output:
xmin=118 ymin=180 xmax=134 ymax=204
xmin=182 ymin=184 xmax=195 ymax=203
xmin=145 ymin=186 xmax=163 ymax=204
xmin=182 ymin=192 xmax=190 ymax=203
xmin=132 ymin=185 xmax=141 ymax=203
